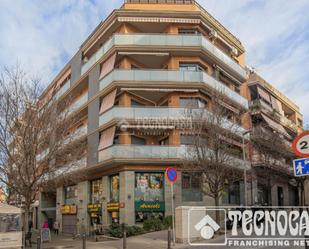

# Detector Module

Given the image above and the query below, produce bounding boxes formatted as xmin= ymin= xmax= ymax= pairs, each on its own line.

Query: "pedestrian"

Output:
xmin=42 ymin=220 xmax=49 ymax=229
xmin=53 ymin=220 xmax=59 ymax=235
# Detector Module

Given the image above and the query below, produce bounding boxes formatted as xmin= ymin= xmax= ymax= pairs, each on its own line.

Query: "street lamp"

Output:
xmin=242 ymin=130 xmax=252 ymax=206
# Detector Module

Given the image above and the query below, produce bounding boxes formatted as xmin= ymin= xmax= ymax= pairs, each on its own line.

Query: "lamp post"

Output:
xmin=242 ymin=130 xmax=251 ymax=206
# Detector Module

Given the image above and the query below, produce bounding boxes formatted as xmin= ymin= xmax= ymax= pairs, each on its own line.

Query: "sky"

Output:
xmin=0 ymin=0 xmax=309 ymax=124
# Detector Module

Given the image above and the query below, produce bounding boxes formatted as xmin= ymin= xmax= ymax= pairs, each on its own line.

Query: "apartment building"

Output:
xmin=36 ymin=0 xmax=306 ymax=235
xmin=245 ymin=73 xmax=304 ymax=206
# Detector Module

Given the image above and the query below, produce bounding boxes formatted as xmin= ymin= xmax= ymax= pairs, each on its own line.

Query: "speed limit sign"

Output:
xmin=292 ymin=131 xmax=309 ymax=157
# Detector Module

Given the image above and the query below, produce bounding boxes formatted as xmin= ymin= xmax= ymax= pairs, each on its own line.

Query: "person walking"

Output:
xmin=53 ymin=220 xmax=60 ymax=235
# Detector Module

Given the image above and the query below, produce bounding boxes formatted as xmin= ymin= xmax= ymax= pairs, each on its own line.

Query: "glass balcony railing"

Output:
xmin=64 ymin=125 xmax=88 ymax=145
xmin=100 ymin=70 xmax=248 ymax=109
xmin=67 ymin=92 xmax=88 ymax=115
xmin=99 ymin=107 xmax=248 ymax=136
xmin=53 ymin=157 xmax=87 ymax=178
xmin=81 ymin=34 xmax=247 ymax=79
xmin=54 ymin=79 xmax=70 ymax=100
xmin=98 ymin=145 xmax=250 ymax=169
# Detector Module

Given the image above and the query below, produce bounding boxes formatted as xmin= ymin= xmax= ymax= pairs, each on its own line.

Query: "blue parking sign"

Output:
xmin=293 ymin=158 xmax=309 ymax=176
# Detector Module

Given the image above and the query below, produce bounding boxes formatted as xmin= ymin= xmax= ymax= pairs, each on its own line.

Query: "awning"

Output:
xmin=117 ymin=17 xmax=200 ymax=24
xmin=261 ymin=114 xmax=291 ymax=138
xmin=100 ymin=53 xmax=116 ymax=79
xmin=99 ymin=89 xmax=117 ymax=114
xmin=120 ymin=88 xmax=198 ymax=93
xmin=257 ymin=87 xmax=271 ymax=103
xmin=98 ymin=126 xmax=116 ymax=151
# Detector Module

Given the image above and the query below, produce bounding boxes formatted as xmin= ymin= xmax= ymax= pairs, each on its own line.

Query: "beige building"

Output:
xmin=36 ymin=0 xmax=305 ymax=235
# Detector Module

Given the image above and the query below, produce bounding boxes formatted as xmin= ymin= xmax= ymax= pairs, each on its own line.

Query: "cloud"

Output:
xmin=0 ymin=0 xmax=308 ymax=123
xmin=199 ymin=0 xmax=309 ymax=123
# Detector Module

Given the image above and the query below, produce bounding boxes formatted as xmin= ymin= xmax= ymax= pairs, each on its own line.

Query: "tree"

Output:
xmin=182 ymin=92 xmax=248 ymax=223
xmin=0 ymin=66 xmax=86 ymax=244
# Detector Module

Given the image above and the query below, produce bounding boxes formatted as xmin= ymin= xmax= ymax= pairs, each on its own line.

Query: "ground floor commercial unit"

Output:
xmin=37 ymin=168 xmax=306 ymax=235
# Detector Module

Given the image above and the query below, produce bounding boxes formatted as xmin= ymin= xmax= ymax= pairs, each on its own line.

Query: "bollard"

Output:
xmin=167 ymin=228 xmax=171 ymax=249
xmin=123 ymin=231 xmax=127 ymax=249
xmin=82 ymin=233 xmax=86 ymax=249
xmin=36 ymin=236 xmax=41 ymax=249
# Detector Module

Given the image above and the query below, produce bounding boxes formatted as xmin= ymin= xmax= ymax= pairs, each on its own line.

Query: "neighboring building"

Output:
xmin=245 ymin=73 xmax=304 ymax=206
xmin=36 ymin=0 xmax=306 ymax=235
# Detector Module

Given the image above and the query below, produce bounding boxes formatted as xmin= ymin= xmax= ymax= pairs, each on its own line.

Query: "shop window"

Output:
xmin=132 ymin=136 xmax=146 ymax=145
xmin=91 ymin=179 xmax=103 ymax=203
xmin=179 ymin=63 xmax=206 ymax=73
xmin=182 ymin=172 xmax=202 ymax=202
xmin=135 ymin=172 xmax=164 ymax=223
xmin=64 ymin=185 xmax=77 ymax=205
xmin=109 ymin=175 xmax=119 ymax=202
xmin=222 ymin=181 xmax=241 ymax=205
xmin=135 ymin=173 xmax=164 ymax=202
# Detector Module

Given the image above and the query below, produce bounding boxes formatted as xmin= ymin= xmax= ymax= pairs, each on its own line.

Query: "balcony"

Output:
xmin=64 ymin=125 xmax=88 ymax=145
xmin=54 ymin=79 xmax=70 ymax=100
xmin=53 ymin=157 xmax=87 ymax=178
xmin=99 ymin=107 xmax=248 ymax=136
xmin=100 ymin=70 xmax=248 ymax=109
xmin=81 ymin=34 xmax=247 ymax=80
xmin=98 ymin=145 xmax=250 ymax=170
xmin=67 ymin=92 xmax=88 ymax=115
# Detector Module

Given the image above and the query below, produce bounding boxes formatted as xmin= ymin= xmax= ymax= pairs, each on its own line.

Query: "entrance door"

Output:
xmin=62 ymin=215 xmax=77 ymax=235
xmin=277 ymin=186 xmax=284 ymax=206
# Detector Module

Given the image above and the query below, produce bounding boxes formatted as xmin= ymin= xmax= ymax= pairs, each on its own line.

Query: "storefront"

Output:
xmin=61 ymin=204 xmax=77 ymax=235
xmin=62 ymin=185 xmax=78 ymax=234
xmin=135 ymin=172 xmax=165 ymax=222
xmin=89 ymin=179 xmax=103 ymax=232
xmin=109 ymin=175 xmax=120 ymax=223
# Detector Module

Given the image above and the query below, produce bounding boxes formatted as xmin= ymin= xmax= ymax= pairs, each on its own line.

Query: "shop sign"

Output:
xmin=135 ymin=201 xmax=165 ymax=212
xmin=87 ymin=203 xmax=102 ymax=213
xmin=61 ymin=205 xmax=77 ymax=215
xmin=107 ymin=202 xmax=119 ymax=212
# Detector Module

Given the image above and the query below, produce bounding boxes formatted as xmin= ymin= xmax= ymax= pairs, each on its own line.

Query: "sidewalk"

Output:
xmin=34 ymin=230 xmax=184 ymax=249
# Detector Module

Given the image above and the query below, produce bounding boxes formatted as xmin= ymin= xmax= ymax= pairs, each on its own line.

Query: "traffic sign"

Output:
xmin=165 ymin=167 xmax=178 ymax=183
xmin=292 ymin=131 xmax=309 ymax=157
xmin=293 ymin=158 xmax=309 ymax=177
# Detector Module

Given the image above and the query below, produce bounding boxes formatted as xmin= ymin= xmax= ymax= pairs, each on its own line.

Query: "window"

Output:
xmin=113 ymin=135 xmax=119 ymax=145
xmin=160 ymin=137 xmax=169 ymax=146
xmin=180 ymin=135 xmax=195 ymax=145
xmin=91 ymin=179 xmax=103 ymax=203
xmin=135 ymin=173 xmax=164 ymax=202
xmin=222 ymin=181 xmax=241 ymax=205
xmin=179 ymin=63 xmax=206 ymax=72
xmin=182 ymin=172 xmax=202 ymax=202
xmin=178 ymin=28 xmax=200 ymax=35
xmin=110 ymin=175 xmax=119 ymax=202
xmin=131 ymin=100 xmax=145 ymax=107
xmin=132 ymin=136 xmax=146 ymax=145
xmin=180 ymin=98 xmax=207 ymax=108
xmin=64 ymin=185 xmax=77 ymax=205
